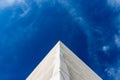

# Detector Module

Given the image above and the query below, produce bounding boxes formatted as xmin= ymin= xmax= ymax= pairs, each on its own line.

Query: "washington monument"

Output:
xmin=26 ymin=41 xmax=102 ymax=80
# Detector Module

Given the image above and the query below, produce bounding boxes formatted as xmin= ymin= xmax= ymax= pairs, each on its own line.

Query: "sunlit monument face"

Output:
xmin=26 ymin=41 xmax=102 ymax=80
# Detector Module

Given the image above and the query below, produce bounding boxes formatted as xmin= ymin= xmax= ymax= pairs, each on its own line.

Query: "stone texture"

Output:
xmin=26 ymin=41 xmax=102 ymax=80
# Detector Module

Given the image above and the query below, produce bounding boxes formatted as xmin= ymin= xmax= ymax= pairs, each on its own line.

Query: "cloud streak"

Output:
xmin=105 ymin=59 xmax=120 ymax=80
xmin=0 ymin=0 xmax=30 ymax=17
xmin=114 ymin=32 xmax=120 ymax=48
xmin=57 ymin=0 xmax=92 ymax=38
xmin=0 ymin=0 xmax=15 ymax=9
xmin=107 ymin=0 xmax=120 ymax=9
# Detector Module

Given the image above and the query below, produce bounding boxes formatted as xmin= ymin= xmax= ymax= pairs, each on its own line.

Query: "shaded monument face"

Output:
xmin=26 ymin=41 xmax=102 ymax=80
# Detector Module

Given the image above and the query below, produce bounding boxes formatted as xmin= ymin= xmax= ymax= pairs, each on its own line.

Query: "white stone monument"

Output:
xmin=26 ymin=41 xmax=102 ymax=80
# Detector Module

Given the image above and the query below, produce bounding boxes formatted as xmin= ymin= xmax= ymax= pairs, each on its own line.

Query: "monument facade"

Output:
xmin=26 ymin=41 xmax=102 ymax=80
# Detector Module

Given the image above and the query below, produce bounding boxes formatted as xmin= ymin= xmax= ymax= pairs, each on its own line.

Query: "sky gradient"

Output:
xmin=0 ymin=0 xmax=120 ymax=80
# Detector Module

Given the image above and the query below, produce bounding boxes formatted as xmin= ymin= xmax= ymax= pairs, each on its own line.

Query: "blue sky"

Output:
xmin=0 ymin=0 xmax=120 ymax=80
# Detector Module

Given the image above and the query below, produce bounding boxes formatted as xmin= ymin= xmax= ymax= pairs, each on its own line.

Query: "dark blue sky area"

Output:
xmin=0 ymin=0 xmax=120 ymax=80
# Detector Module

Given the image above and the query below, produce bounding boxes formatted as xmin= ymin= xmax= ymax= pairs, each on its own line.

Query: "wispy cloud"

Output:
xmin=0 ymin=0 xmax=15 ymax=9
xmin=57 ymin=0 xmax=92 ymax=37
xmin=18 ymin=0 xmax=30 ymax=17
xmin=0 ymin=0 xmax=30 ymax=17
xmin=102 ymin=45 xmax=110 ymax=55
xmin=105 ymin=60 xmax=120 ymax=80
xmin=107 ymin=0 xmax=120 ymax=11
xmin=112 ymin=13 xmax=120 ymax=48
xmin=114 ymin=31 xmax=120 ymax=48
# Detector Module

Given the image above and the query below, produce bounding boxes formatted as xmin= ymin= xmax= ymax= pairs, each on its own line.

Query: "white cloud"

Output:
xmin=103 ymin=46 xmax=109 ymax=51
xmin=0 ymin=0 xmax=23 ymax=8
xmin=0 ymin=0 xmax=30 ymax=15
xmin=19 ymin=8 xmax=30 ymax=17
xmin=102 ymin=45 xmax=110 ymax=55
xmin=6 ymin=0 xmax=15 ymax=4
xmin=57 ymin=0 xmax=91 ymax=37
xmin=105 ymin=67 xmax=120 ymax=80
xmin=58 ymin=0 xmax=80 ymax=18
xmin=105 ymin=60 xmax=120 ymax=80
xmin=35 ymin=0 xmax=44 ymax=4
xmin=107 ymin=0 xmax=120 ymax=10
xmin=18 ymin=0 xmax=30 ymax=17
xmin=0 ymin=0 xmax=15 ymax=9
xmin=34 ymin=0 xmax=47 ymax=8
xmin=114 ymin=32 xmax=120 ymax=48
